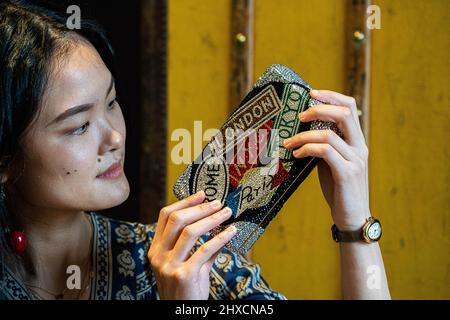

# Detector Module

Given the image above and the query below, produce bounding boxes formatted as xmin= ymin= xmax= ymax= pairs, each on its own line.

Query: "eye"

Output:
xmin=72 ymin=122 xmax=90 ymax=135
xmin=107 ymin=96 xmax=119 ymax=110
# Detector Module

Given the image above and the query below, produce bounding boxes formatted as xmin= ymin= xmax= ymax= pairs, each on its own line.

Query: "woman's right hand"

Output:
xmin=148 ymin=190 xmax=236 ymax=300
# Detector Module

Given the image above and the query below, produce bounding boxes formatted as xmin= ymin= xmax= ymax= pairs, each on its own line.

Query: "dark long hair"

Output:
xmin=0 ymin=0 xmax=115 ymax=294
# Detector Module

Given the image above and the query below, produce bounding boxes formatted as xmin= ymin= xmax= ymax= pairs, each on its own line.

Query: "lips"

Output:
xmin=97 ymin=161 xmax=123 ymax=179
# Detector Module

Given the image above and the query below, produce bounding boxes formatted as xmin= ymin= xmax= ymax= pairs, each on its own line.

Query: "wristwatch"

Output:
xmin=331 ymin=217 xmax=382 ymax=243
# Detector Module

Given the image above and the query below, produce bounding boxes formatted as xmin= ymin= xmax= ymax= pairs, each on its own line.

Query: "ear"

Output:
xmin=0 ymin=151 xmax=25 ymax=185
xmin=0 ymin=160 xmax=10 ymax=184
xmin=0 ymin=174 xmax=7 ymax=184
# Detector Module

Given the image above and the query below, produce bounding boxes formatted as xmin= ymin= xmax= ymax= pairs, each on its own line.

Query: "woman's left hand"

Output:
xmin=283 ymin=89 xmax=370 ymax=231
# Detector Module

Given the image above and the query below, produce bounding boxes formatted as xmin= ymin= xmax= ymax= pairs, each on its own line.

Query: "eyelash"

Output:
xmin=72 ymin=121 xmax=90 ymax=136
xmin=108 ymin=96 xmax=119 ymax=110
xmin=71 ymin=96 xmax=119 ymax=136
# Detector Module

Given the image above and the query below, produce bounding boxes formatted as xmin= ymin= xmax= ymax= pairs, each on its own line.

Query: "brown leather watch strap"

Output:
xmin=331 ymin=224 xmax=363 ymax=242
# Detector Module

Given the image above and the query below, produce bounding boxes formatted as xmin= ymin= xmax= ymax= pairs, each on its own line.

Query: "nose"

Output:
xmin=98 ymin=123 xmax=123 ymax=155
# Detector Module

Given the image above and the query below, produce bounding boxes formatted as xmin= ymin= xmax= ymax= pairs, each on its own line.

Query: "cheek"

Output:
xmin=58 ymin=144 xmax=97 ymax=178
xmin=11 ymin=137 xmax=99 ymax=209
xmin=21 ymin=139 xmax=98 ymax=195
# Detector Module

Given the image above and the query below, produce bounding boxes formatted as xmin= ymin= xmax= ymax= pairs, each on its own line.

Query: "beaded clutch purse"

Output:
xmin=173 ymin=64 xmax=339 ymax=254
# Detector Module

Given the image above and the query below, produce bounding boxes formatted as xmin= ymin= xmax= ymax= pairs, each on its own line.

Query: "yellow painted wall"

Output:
xmin=370 ymin=0 xmax=450 ymax=299
xmin=251 ymin=0 xmax=346 ymax=299
xmin=167 ymin=0 xmax=450 ymax=299
xmin=167 ymin=0 xmax=230 ymax=198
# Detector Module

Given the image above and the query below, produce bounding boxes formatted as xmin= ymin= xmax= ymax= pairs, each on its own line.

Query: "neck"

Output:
xmin=9 ymin=197 xmax=93 ymax=293
xmin=23 ymin=209 xmax=91 ymax=266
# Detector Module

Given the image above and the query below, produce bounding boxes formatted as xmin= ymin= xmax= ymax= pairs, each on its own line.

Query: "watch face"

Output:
xmin=368 ymin=222 xmax=382 ymax=240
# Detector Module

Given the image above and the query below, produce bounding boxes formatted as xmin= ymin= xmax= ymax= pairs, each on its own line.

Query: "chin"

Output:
xmin=93 ymin=176 xmax=130 ymax=210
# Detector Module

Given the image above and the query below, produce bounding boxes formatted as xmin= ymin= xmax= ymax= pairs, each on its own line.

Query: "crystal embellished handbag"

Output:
xmin=173 ymin=64 xmax=340 ymax=254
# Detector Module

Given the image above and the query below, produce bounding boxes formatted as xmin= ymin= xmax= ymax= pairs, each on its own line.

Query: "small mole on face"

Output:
xmin=66 ymin=172 xmax=70 ymax=175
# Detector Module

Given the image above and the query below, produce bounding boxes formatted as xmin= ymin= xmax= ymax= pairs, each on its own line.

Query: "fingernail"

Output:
xmin=311 ymin=89 xmax=319 ymax=96
xmin=293 ymin=149 xmax=302 ymax=158
xmin=221 ymin=207 xmax=232 ymax=216
xmin=226 ymin=225 xmax=236 ymax=234
xmin=195 ymin=190 xmax=204 ymax=197
xmin=210 ymin=199 xmax=221 ymax=208
xmin=283 ymin=138 xmax=291 ymax=147
xmin=299 ymin=112 xmax=306 ymax=121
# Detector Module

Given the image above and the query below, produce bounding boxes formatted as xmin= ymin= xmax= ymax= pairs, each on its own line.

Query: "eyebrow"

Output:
xmin=46 ymin=75 xmax=115 ymax=127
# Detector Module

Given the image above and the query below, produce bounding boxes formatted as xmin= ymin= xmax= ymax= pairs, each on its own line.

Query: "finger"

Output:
xmin=153 ymin=190 xmax=206 ymax=244
xmin=171 ymin=207 xmax=233 ymax=263
xmin=293 ymin=143 xmax=348 ymax=177
xmin=196 ymin=250 xmax=222 ymax=281
xmin=310 ymin=89 xmax=360 ymax=126
xmin=283 ymin=129 xmax=356 ymax=161
xmin=187 ymin=225 xmax=237 ymax=271
xmin=299 ymin=105 xmax=365 ymax=148
xmin=160 ymin=199 xmax=224 ymax=251
xmin=204 ymin=250 xmax=221 ymax=271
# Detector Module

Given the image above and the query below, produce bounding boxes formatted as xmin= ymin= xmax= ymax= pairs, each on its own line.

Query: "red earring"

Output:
xmin=1 ymin=184 xmax=27 ymax=254
xmin=10 ymin=230 xmax=27 ymax=254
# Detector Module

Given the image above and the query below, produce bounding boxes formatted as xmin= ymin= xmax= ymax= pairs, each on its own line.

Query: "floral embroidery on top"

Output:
xmin=115 ymin=285 xmax=134 ymax=300
xmin=115 ymin=224 xmax=134 ymax=244
xmin=117 ymin=250 xmax=135 ymax=277
xmin=1 ymin=212 xmax=287 ymax=300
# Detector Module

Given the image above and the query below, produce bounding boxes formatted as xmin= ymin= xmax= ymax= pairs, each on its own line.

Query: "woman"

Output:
xmin=0 ymin=1 xmax=390 ymax=300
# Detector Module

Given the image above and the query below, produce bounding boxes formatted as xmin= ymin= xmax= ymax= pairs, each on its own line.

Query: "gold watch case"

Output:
xmin=362 ymin=217 xmax=382 ymax=243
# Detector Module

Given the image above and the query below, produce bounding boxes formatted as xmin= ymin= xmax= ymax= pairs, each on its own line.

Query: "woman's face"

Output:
xmin=9 ymin=40 xmax=129 ymax=212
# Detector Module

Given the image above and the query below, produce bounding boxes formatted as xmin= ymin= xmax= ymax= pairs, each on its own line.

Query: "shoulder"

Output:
xmin=90 ymin=212 xmax=158 ymax=299
xmin=206 ymin=243 xmax=288 ymax=300
xmin=94 ymin=212 xmax=156 ymax=242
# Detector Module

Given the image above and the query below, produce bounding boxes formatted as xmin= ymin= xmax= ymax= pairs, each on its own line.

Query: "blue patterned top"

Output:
xmin=1 ymin=212 xmax=286 ymax=300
